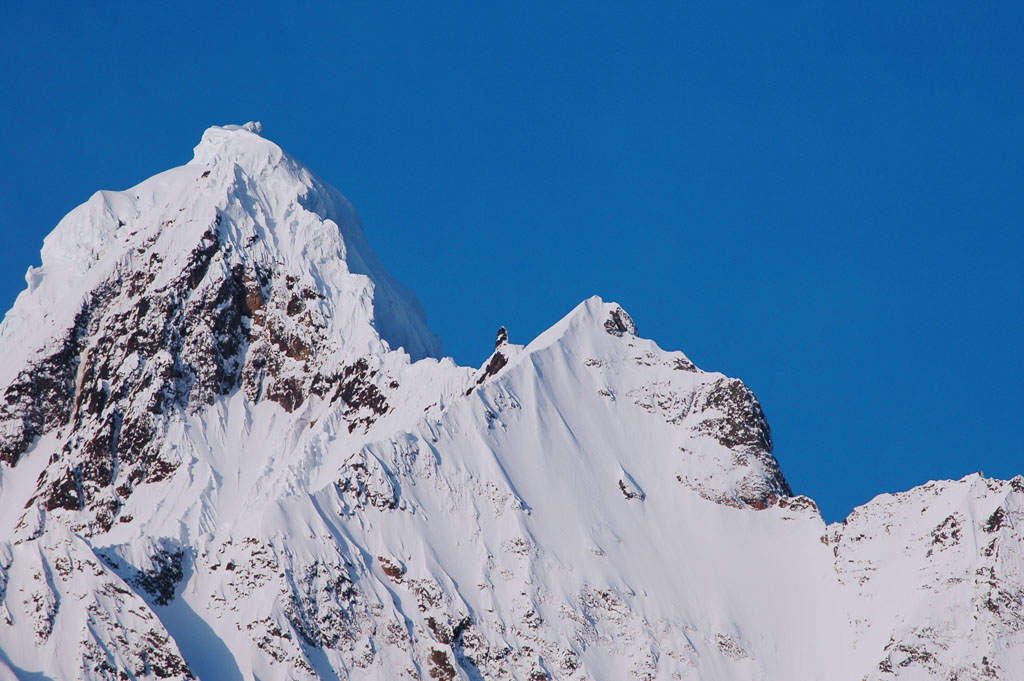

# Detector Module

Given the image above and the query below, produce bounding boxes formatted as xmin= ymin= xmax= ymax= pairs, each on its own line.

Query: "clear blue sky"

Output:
xmin=1 ymin=3 xmax=1021 ymax=522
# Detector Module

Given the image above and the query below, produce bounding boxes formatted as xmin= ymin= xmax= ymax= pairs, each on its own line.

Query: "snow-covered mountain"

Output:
xmin=0 ymin=123 xmax=1020 ymax=681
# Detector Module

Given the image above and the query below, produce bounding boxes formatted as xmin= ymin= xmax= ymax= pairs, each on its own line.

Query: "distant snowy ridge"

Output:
xmin=0 ymin=123 xmax=1020 ymax=681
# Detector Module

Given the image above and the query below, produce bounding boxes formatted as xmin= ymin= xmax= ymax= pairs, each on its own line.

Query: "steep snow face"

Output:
xmin=0 ymin=122 xmax=446 ymax=534
xmin=0 ymin=125 xmax=1021 ymax=681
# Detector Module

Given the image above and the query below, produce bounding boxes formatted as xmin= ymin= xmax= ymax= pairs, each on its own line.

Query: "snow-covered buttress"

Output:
xmin=0 ymin=123 xmax=1020 ymax=681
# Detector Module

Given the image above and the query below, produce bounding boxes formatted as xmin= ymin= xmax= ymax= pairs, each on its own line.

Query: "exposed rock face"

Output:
xmin=5 ymin=225 xmax=255 ymax=530
xmin=0 ymin=124 xmax=1020 ymax=681
xmin=466 ymin=327 xmax=514 ymax=396
xmin=603 ymin=306 xmax=636 ymax=336
xmin=686 ymin=376 xmax=791 ymax=507
xmin=476 ymin=351 xmax=509 ymax=386
xmin=3 ymin=221 xmax=398 ymax=534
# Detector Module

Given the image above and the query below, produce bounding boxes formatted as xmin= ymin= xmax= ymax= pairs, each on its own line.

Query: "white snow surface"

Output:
xmin=0 ymin=124 xmax=1020 ymax=681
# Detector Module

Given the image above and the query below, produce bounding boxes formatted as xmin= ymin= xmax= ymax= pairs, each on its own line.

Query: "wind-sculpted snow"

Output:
xmin=0 ymin=123 xmax=1020 ymax=680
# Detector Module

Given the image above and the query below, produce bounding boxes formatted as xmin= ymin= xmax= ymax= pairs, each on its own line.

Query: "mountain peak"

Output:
xmin=2 ymin=125 xmax=1021 ymax=681
xmin=190 ymin=121 xmax=285 ymax=173
xmin=523 ymin=296 xmax=637 ymax=356
xmin=0 ymin=124 xmax=443 ymax=485
xmin=2 ymin=123 xmax=442 ymax=368
xmin=229 ymin=120 xmax=264 ymax=135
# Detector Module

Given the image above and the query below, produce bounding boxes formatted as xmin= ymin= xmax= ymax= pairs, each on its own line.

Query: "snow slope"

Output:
xmin=0 ymin=123 xmax=1020 ymax=681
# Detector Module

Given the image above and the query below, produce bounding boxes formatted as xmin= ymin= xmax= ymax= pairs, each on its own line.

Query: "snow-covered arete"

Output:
xmin=0 ymin=124 xmax=1020 ymax=681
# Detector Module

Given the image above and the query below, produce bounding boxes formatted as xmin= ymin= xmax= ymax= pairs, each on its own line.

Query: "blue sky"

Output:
xmin=1 ymin=3 xmax=1021 ymax=522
